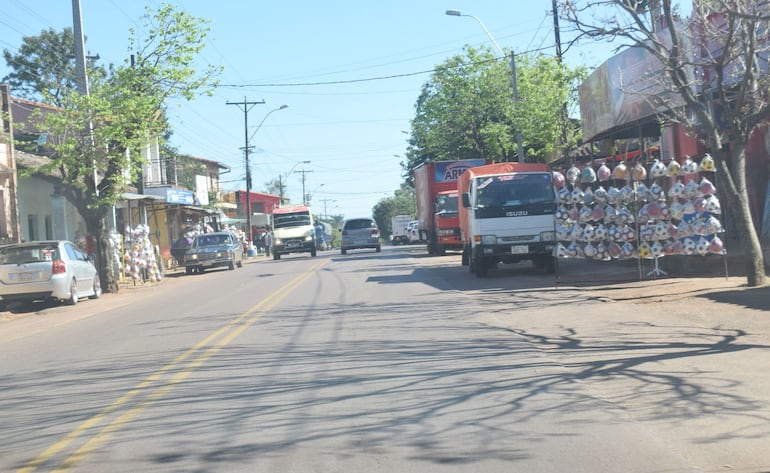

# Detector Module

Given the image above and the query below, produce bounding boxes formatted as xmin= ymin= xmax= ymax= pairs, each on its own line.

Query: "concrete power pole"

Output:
xmin=227 ymin=97 xmax=264 ymax=245
xmin=297 ymin=168 xmax=312 ymax=205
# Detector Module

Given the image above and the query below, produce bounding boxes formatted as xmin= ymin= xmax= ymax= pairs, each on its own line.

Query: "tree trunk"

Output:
xmin=721 ymin=145 xmax=767 ymax=287
xmin=85 ymin=212 xmax=120 ymax=294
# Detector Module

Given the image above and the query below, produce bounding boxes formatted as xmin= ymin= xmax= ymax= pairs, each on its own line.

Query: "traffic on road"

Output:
xmin=1 ymin=246 xmax=768 ymax=473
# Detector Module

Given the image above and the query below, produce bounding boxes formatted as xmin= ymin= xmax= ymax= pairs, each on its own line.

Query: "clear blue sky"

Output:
xmin=1 ymin=0 xmax=612 ymax=220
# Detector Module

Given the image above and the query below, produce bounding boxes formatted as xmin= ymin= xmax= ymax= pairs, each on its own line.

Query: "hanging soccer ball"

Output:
xmin=700 ymin=153 xmax=716 ymax=172
xmin=567 ymin=241 xmax=583 ymax=257
xmin=699 ymin=177 xmax=716 ymax=196
xmin=705 ymin=195 xmax=722 ymax=214
xmin=632 ymin=162 xmax=648 ymax=181
xmin=651 ymin=241 xmax=664 ymax=258
xmin=640 ymin=224 xmax=655 ymax=241
xmin=621 ymin=242 xmax=636 ymax=258
xmin=668 ymin=180 xmax=685 ymax=199
xmin=709 ymin=236 xmax=725 ymax=254
xmin=594 ymin=186 xmax=608 ymax=203
xmin=594 ymin=224 xmax=609 ymax=240
xmin=682 ymin=157 xmax=699 ymax=175
xmin=566 ymin=165 xmax=581 ymax=184
xmin=612 ymin=162 xmax=629 ymax=180
xmin=597 ymin=163 xmax=612 ymax=181
xmin=582 ymin=187 xmax=595 ymax=206
xmin=667 ymin=159 xmax=682 ymax=177
xmin=552 ymin=171 xmax=566 ymax=188
xmin=580 ymin=166 xmax=598 ymax=184
xmin=696 ymin=237 xmax=710 ymax=255
xmin=650 ymin=159 xmax=667 ymax=178
xmin=638 ymin=241 xmax=652 ymax=258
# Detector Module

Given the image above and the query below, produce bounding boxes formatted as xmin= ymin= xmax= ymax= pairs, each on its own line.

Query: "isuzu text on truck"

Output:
xmin=458 ymin=162 xmax=556 ymax=277
xmin=413 ymin=159 xmax=488 ymax=255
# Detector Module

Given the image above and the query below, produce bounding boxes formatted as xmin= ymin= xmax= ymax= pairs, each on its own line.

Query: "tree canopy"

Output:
xmin=17 ymin=4 xmax=222 ymax=292
xmin=403 ymin=46 xmax=585 ymax=181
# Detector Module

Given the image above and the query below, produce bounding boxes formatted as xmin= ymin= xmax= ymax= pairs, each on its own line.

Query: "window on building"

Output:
xmin=27 ymin=214 xmax=38 ymax=241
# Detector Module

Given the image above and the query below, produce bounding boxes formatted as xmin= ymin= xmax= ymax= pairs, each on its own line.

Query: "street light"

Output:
xmin=243 ymin=104 xmax=288 ymax=244
xmin=279 ymin=160 xmax=310 ymax=204
xmin=445 ymin=9 xmax=525 ymax=161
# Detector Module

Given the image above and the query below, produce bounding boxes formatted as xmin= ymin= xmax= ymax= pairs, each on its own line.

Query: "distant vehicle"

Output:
xmin=406 ymin=220 xmax=421 ymax=244
xmin=183 ymin=231 xmax=244 ymax=274
xmin=341 ymin=218 xmax=381 ymax=254
xmin=0 ymin=240 xmax=101 ymax=306
xmin=414 ymin=159 xmax=490 ymax=255
xmin=390 ymin=215 xmax=412 ymax=245
xmin=271 ymin=206 xmax=317 ymax=260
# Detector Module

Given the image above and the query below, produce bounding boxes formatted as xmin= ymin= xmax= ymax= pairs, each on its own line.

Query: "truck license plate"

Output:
xmin=511 ymin=245 xmax=528 ymax=254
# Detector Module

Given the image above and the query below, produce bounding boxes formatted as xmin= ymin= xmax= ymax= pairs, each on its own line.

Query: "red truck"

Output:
xmin=413 ymin=159 xmax=489 ymax=255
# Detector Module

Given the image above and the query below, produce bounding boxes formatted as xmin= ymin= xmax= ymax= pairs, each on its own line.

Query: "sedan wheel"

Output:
xmin=90 ymin=274 xmax=102 ymax=299
xmin=65 ymin=278 xmax=78 ymax=305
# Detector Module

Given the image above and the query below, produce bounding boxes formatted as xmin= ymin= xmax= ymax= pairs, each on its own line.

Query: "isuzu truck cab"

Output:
xmin=458 ymin=162 xmax=556 ymax=277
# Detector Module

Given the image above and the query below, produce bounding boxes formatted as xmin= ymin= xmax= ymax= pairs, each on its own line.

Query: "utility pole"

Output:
xmin=297 ymin=167 xmax=313 ymax=205
xmin=552 ymin=0 xmax=563 ymax=61
xmin=319 ymin=199 xmax=335 ymax=220
xmin=227 ymin=97 xmax=264 ymax=246
xmin=552 ymin=0 xmax=569 ymax=157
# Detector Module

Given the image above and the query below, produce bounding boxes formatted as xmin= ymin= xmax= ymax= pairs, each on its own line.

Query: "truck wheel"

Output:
xmin=341 ymin=248 xmax=347 ymax=255
xmin=472 ymin=257 xmax=488 ymax=277
xmin=311 ymin=247 xmax=317 ymax=257
xmin=436 ymin=245 xmax=446 ymax=256
xmin=544 ymin=256 xmax=556 ymax=274
xmin=461 ymin=247 xmax=469 ymax=266
xmin=273 ymin=253 xmax=280 ymax=260
xmin=185 ymin=266 xmax=193 ymax=275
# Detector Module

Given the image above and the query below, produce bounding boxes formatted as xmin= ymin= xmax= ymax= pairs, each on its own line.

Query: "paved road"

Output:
xmin=1 ymin=246 xmax=769 ymax=472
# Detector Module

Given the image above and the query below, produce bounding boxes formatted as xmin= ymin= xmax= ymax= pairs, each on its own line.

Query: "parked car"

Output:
xmin=183 ymin=231 xmax=244 ymax=274
xmin=0 ymin=240 xmax=101 ymax=306
xmin=340 ymin=218 xmax=381 ymax=255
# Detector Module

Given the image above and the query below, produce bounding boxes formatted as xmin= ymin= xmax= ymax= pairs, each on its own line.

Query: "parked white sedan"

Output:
xmin=0 ymin=240 xmax=101 ymax=306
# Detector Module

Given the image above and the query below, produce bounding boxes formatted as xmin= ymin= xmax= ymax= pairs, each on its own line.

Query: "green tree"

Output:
xmin=404 ymin=46 xmax=585 ymax=179
xmin=30 ymin=4 xmax=221 ymax=293
xmin=372 ymin=185 xmax=417 ymax=237
xmin=516 ymin=55 xmax=586 ymax=161
xmin=560 ymin=0 xmax=767 ymax=287
xmin=2 ymin=28 xmax=107 ymax=107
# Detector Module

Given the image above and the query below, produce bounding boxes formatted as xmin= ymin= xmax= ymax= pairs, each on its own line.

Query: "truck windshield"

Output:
xmin=436 ymin=193 xmax=458 ymax=215
xmin=273 ymin=211 xmax=312 ymax=228
xmin=475 ymin=173 xmax=555 ymax=217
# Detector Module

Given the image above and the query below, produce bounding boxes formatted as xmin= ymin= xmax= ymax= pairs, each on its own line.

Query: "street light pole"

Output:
xmin=227 ymin=97 xmax=265 ymax=246
xmin=446 ymin=9 xmax=525 ymax=162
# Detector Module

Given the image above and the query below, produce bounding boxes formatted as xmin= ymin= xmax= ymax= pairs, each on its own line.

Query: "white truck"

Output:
xmin=390 ymin=215 xmax=413 ymax=245
xmin=458 ymin=162 xmax=556 ymax=277
xmin=271 ymin=206 xmax=317 ymax=260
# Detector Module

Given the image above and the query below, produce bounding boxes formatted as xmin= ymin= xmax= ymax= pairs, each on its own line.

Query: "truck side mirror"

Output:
xmin=462 ymin=192 xmax=471 ymax=208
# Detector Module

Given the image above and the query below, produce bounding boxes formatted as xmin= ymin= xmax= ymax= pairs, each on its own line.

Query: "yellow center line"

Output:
xmin=19 ymin=260 xmax=327 ymax=473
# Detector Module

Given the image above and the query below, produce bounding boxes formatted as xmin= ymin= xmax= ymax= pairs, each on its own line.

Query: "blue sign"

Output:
xmin=434 ymin=160 xmax=486 ymax=183
xmin=165 ymin=188 xmax=195 ymax=204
